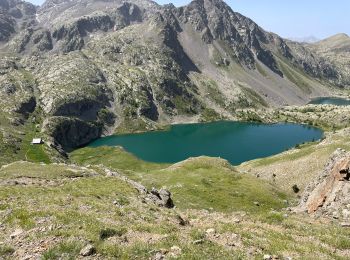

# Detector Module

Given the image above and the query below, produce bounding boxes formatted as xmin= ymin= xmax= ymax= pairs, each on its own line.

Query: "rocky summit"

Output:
xmin=0 ymin=0 xmax=349 ymax=151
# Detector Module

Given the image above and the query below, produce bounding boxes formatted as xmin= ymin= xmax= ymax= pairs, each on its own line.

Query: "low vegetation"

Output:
xmin=1 ymin=148 xmax=349 ymax=259
xmin=72 ymin=149 xmax=287 ymax=213
xmin=238 ymin=127 xmax=350 ymax=194
xmin=0 ymin=112 xmax=52 ymax=167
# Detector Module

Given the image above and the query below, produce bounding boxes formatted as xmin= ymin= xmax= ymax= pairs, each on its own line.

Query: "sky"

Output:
xmin=27 ymin=0 xmax=349 ymax=40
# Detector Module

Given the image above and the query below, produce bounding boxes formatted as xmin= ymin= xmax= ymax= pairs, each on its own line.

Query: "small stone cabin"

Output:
xmin=31 ymin=138 xmax=43 ymax=145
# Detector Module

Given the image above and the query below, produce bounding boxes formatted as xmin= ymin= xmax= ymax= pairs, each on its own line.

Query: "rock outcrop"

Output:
xmin=150 ymin=187 xmax=175 ymax=208
xmin=296 ymin=149 xmax=350 ymax=222
xmin=308 ymin=33 xmax=350 ymax=86
xmin=103 ymin=166 xmax=175 ymax=208
xmin=0 ymin=0 xmax=36 ymax=42
xmin=43 ymin=116 xmax=102 ymax=150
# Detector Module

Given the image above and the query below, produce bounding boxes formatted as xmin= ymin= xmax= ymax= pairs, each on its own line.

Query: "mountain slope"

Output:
xmin=307 ymin=34 xmax=350 ymax=86
xmin=313 ymin=33 xmax=350 ymax=51
xmin=0 ymin=0 xmax=349 ymax=152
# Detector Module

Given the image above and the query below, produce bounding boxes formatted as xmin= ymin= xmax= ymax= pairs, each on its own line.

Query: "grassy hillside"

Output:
xmin=1 ymin=156 xmax=349 ymax=259
xmin=71 ymin=147 xmax=287 ymax=213
xmin=238 ymin=128 xmax=350 ymax=194
xmin=0 ymin=112 xmax=52 ymax=167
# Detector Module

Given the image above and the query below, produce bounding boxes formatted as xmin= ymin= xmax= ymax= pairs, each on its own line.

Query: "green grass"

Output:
xmin=251 ymin=141 xmax=319 ymax=167
xmin=115 ymin=118 xmax=168 ymax=135
xmin=42 ymin=241 xmax=83 ymax=260
xmin=238 ymin=129 xmax=350 ymax=195
xmin=19 ymin=118 xmax=51 ymax=164
xmin=71 ymin=147 xmax=288 ymax=213
xmin=0 ymin=245 xmax=15 ymax=258
xmin=277 ymin=58 xmax=312 ymax=93
xmin=71 ymin=146 xmax=167 ymax=172
xmin=248 ymin=134 xmax=350 ymax=168
xmin=25 ymin=143 xmax=51 ymax=164
xmin=1 ymin=159 xmax=349 ymax=259
xmin=200 ymin=108 xmax=222 ymax=122
xmin=0 ymin=112 xmax=51 ymax=166
xmin=144 ymin=159 xmax=287 ymax=213
xmin=205 ymin=80 xmax=226 ymax=107
xmin=3 ymin=208 xmax=36 ymax=229
xmin=0 ymin=163 xmax=140 ymax=243
xmin=0 ymin=162 xmax=87 ymax=180
xmin=256 ymin=62 xmax=269 ymax=78
xmin=240 ymin=85 xmax=269 ymax=108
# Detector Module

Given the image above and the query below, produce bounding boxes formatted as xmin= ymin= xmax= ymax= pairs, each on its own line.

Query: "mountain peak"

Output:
xmin=313 ymin=33 xmax=350 ymax=50
xmin=323 ymin=33 xmax=349 ymax=41
xmin=334 ymin=33 xmax=349 ymax=38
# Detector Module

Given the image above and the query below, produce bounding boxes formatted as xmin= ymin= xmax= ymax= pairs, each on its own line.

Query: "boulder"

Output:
xmin=295 ymin=149 xmax=350 ymax=222
xmin=169 ymin=246 xmax=182 ymax=258
xmin=150 ymin=188 xmax=174 ymax=208
xmin=80 ymin=244 xmax=95 ymax=256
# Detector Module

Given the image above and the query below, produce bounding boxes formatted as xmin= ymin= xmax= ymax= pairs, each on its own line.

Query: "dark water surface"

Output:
xmin=309 ymin=97 xmax=350 ymax=106
xmin=88 ymin=121 xmax=323 ymax=165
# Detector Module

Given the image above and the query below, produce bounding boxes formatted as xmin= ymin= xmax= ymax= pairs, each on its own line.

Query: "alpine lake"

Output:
xmin=88 ymin=121 xmax=323 ymax=165
xmin=309 ymin=97 xmax=350 ymax=106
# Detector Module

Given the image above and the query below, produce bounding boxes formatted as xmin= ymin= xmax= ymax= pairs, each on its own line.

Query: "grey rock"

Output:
xmin=150 ymin=188 xmax=174 ymax=208
xmin=340 ymin=222 xmax=350 ymax=227
xmin=193 ymin=239 xmax=204 ymax=244
xmin=10 ymin=228 xmax=23 ymax=239
xmin=80 ymin=244 xmax=95 ymax=256
xmin=14 ymin=96 xmax=36 ymax=115
xmin=154 ymin=252 xmax=165 ymax=260
xmin=43 ymin=117 xmax=102 ymax=150
xmin=205 ymin=228 xmax=215 ymax=235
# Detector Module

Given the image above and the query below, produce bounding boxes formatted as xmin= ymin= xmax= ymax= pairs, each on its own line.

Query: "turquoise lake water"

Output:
xmin=88 ymin=121 xmax=323 ymax=165
xmin=309 ymin=97 xmax=350 ymax=106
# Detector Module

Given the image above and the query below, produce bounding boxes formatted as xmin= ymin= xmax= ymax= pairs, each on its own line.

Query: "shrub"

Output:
xmin=99 ymin=227 xmax=127 ymax=240
xmin=292 ymin=184 xmax=300 ymax=193
xmin=0 ymin=245 xmax=15 ymax=257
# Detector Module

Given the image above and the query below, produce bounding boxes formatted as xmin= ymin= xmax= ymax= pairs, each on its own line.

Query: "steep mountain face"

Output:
xmin=0 ymin=0 xmax=36 ymax=42
xmin=0 ymin=0 xmax=349 ymax=151
xmin=307 ymin=34 xmax=350 ymax=87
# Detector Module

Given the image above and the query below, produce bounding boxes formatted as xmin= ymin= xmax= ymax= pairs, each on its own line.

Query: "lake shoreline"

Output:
xmin=86 ymin=121 xmax=324 ymax=165
xmin=308 ymin=96 xmax=350 ymax=105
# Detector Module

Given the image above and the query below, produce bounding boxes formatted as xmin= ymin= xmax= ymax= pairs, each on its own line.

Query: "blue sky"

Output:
xmin=28 ymin=0 xmax=349 ymax=39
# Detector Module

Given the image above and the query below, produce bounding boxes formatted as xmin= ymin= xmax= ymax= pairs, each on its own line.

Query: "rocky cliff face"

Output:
xmin=0 ymin=0 xmax=36 ymax=42
xmin=307 ymin=34 xmax=350 ymax=87
xmin=0 ymin=0 xmax=349 ymax=150
xmin=296 ymin=149 xmax=350 ymax=224
xmin=0 ymin=56 xmax=36 ymax=116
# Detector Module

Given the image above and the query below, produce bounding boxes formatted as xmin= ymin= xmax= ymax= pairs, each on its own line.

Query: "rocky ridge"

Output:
xmin=0 ymin=0 xmax=349 ymax=152
xmin=308 ymin=34 xmax=350 ymax=87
